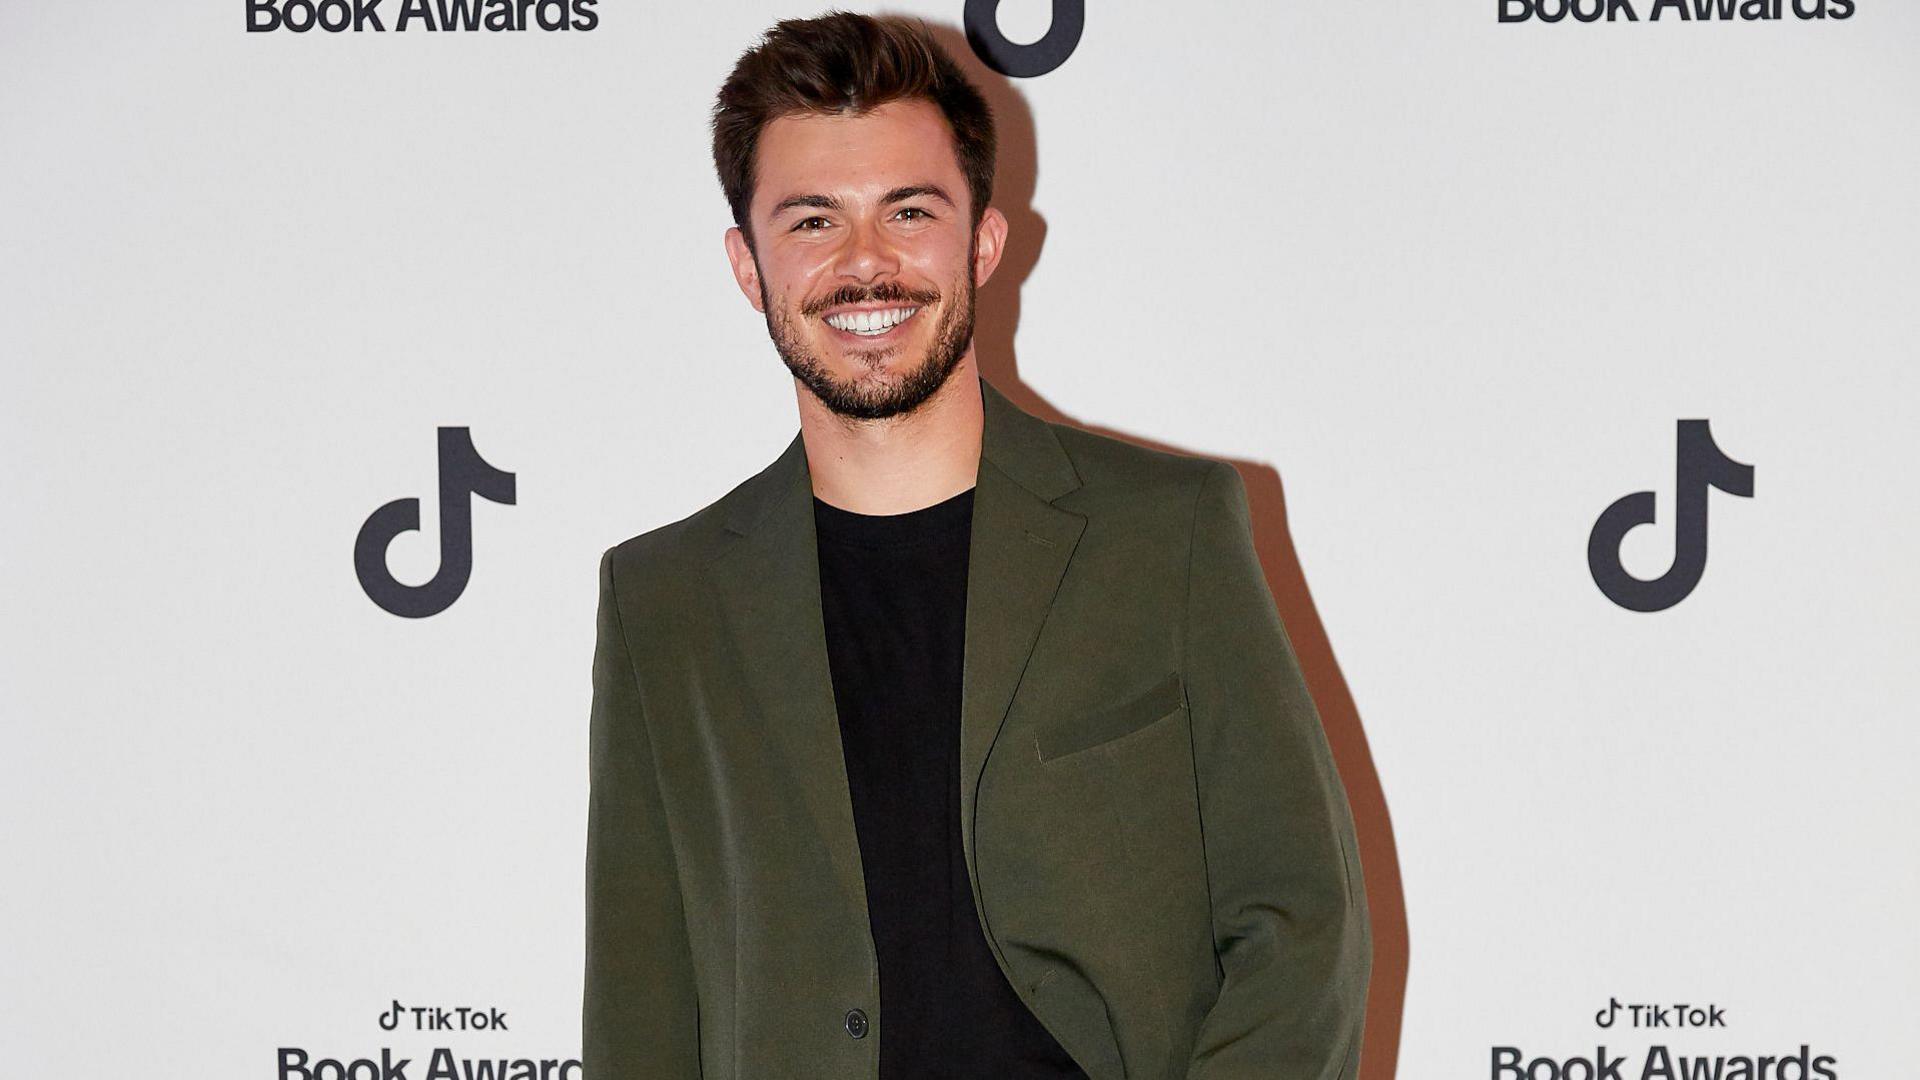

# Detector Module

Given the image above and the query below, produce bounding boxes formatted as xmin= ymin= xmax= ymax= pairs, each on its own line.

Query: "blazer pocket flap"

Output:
xmin=1037 ymin=671 xmax=1187 ymax=762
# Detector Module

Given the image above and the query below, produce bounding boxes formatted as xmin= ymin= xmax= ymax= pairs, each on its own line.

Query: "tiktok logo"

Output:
xmin=355 ymin=427 xmax=516 ymax=618
xmin=964 ymin=0 xmax=1083 ymax=77
xmin=1588 ymin=420 xmax=1754 ymax=612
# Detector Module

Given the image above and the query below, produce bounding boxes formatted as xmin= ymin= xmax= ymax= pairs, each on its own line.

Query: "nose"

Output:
xmin=834 ymin=217 xmax=899 ymax=283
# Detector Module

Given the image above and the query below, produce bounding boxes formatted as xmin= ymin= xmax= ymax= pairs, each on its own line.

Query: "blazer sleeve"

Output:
xmin=1182 ymin=462 xmax=1372 ymax=1080
xmin=583 ymin=547 xmax=704 ymax=1078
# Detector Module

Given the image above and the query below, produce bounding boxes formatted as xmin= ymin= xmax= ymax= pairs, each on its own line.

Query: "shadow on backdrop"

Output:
xmin=931 ymin=24 xmax=1410 ymax=1079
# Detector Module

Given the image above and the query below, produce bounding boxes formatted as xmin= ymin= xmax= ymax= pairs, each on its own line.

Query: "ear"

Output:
xmin=971 ymin=207 xmax=1009 ymax=290
xmin=724 ymin=226 xmax=765 ymax=313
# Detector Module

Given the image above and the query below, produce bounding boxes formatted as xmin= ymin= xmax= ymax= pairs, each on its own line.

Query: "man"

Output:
xmin=584 ymin=12 xmax=1371 ymax=1079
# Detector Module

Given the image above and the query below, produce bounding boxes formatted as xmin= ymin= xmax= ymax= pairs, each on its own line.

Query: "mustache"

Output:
xmin=802 ymin=280 xmax=940 ymax=316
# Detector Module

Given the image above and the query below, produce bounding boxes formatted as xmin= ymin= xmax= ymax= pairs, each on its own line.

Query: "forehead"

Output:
xmin=753 ymin=98 xmax=966 ymax=213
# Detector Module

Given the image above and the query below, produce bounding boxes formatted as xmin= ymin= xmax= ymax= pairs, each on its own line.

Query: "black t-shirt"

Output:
xmin=813 ymin=486 xmax=1087 ymax=1080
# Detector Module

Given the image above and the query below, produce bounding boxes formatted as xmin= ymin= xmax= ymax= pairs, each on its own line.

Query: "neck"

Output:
xmin=796 ymin=349 xmax=985 ymax=515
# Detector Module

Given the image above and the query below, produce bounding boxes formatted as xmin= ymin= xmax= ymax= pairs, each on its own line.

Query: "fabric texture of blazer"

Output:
xmin=585 ymin=374 xmax=1371 ymax=1079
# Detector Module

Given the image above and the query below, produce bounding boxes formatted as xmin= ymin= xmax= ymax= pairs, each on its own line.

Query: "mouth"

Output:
xmin=820 ymin=305 xmax=922 ymax=340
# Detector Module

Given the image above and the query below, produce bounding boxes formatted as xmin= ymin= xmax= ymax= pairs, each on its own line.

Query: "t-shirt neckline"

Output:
xmin=812 ymin=486 xmax=976 ymax=548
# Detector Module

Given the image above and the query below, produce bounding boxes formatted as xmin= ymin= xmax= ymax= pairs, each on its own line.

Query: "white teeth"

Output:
xmin=824 ymin=306 xmax=919 ymax=335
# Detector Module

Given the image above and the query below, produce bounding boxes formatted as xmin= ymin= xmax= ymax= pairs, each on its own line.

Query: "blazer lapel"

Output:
xmin=959 ymin=378 xmax=1085 ymax=873
xmin=705 ymin=431 xmax=871 ymax=920
xmin=703 ymin=375 xmax=1087 ymax=923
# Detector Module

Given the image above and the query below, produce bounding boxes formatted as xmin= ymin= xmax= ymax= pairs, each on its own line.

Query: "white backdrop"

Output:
xmin=4 ymin=1 xmax=1916 ymax=1076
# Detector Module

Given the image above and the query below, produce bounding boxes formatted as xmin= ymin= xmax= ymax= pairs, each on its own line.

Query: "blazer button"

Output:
xmin=844 ymin=1008 xmax=869 ymax=1039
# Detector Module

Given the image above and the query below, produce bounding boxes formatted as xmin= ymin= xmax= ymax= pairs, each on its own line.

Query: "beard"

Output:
xmin=761 ymin=251 xmax=975 ymax=422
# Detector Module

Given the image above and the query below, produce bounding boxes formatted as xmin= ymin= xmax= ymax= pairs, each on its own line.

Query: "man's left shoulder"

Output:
xmin=1046 ymin=419 xmax=1224 ymax=520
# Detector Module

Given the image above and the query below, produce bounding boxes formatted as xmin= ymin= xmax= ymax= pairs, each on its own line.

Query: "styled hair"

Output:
xmin=712 ymin=11 xmax=996 ymax=246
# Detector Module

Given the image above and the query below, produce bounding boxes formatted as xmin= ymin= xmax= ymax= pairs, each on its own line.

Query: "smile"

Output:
xmin=823 ymin=306 xmax=920 ymax=337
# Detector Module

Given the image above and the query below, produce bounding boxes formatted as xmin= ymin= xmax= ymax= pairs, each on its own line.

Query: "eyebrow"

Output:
xmin=767 ymin=183 xmax=957 ymax=220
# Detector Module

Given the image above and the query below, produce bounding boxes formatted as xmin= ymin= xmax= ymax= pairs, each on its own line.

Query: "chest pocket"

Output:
xmin=1035 ymin=670 xmax=1187 ymax=763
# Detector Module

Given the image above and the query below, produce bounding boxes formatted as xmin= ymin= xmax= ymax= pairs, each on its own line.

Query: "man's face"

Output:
xmin=724 ymin=97 xmax=1006 ymax=421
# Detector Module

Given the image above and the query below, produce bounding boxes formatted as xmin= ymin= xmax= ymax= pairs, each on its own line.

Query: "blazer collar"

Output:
xmin=705 ymin=373 xmax=1088 ymax=930
xmin=718 ymin=373 xmax=1082 ymax=539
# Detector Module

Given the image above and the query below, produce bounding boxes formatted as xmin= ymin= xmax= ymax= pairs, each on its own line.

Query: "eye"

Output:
xmin=895 ymin=206 xmax=933 ymax=222
xmin=792 ymin=216 xmax=831 ymax=233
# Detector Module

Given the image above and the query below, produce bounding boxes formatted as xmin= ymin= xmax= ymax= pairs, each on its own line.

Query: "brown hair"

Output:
xmin=712 ymin=11 xmax=996 ymax=248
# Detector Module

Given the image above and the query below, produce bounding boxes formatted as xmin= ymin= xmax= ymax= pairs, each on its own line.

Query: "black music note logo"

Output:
xmin=1588 ymin=420 xmax=1753 ymax=612
xmin=965 ymin=0 xmax=1084 ymax=77
xmin=355 ymin=427 xmax=516 ymax=618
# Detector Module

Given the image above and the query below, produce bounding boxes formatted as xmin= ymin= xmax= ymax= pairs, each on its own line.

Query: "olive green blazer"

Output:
xmin=585 ymin=375 xmax=1370 ymax=1079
